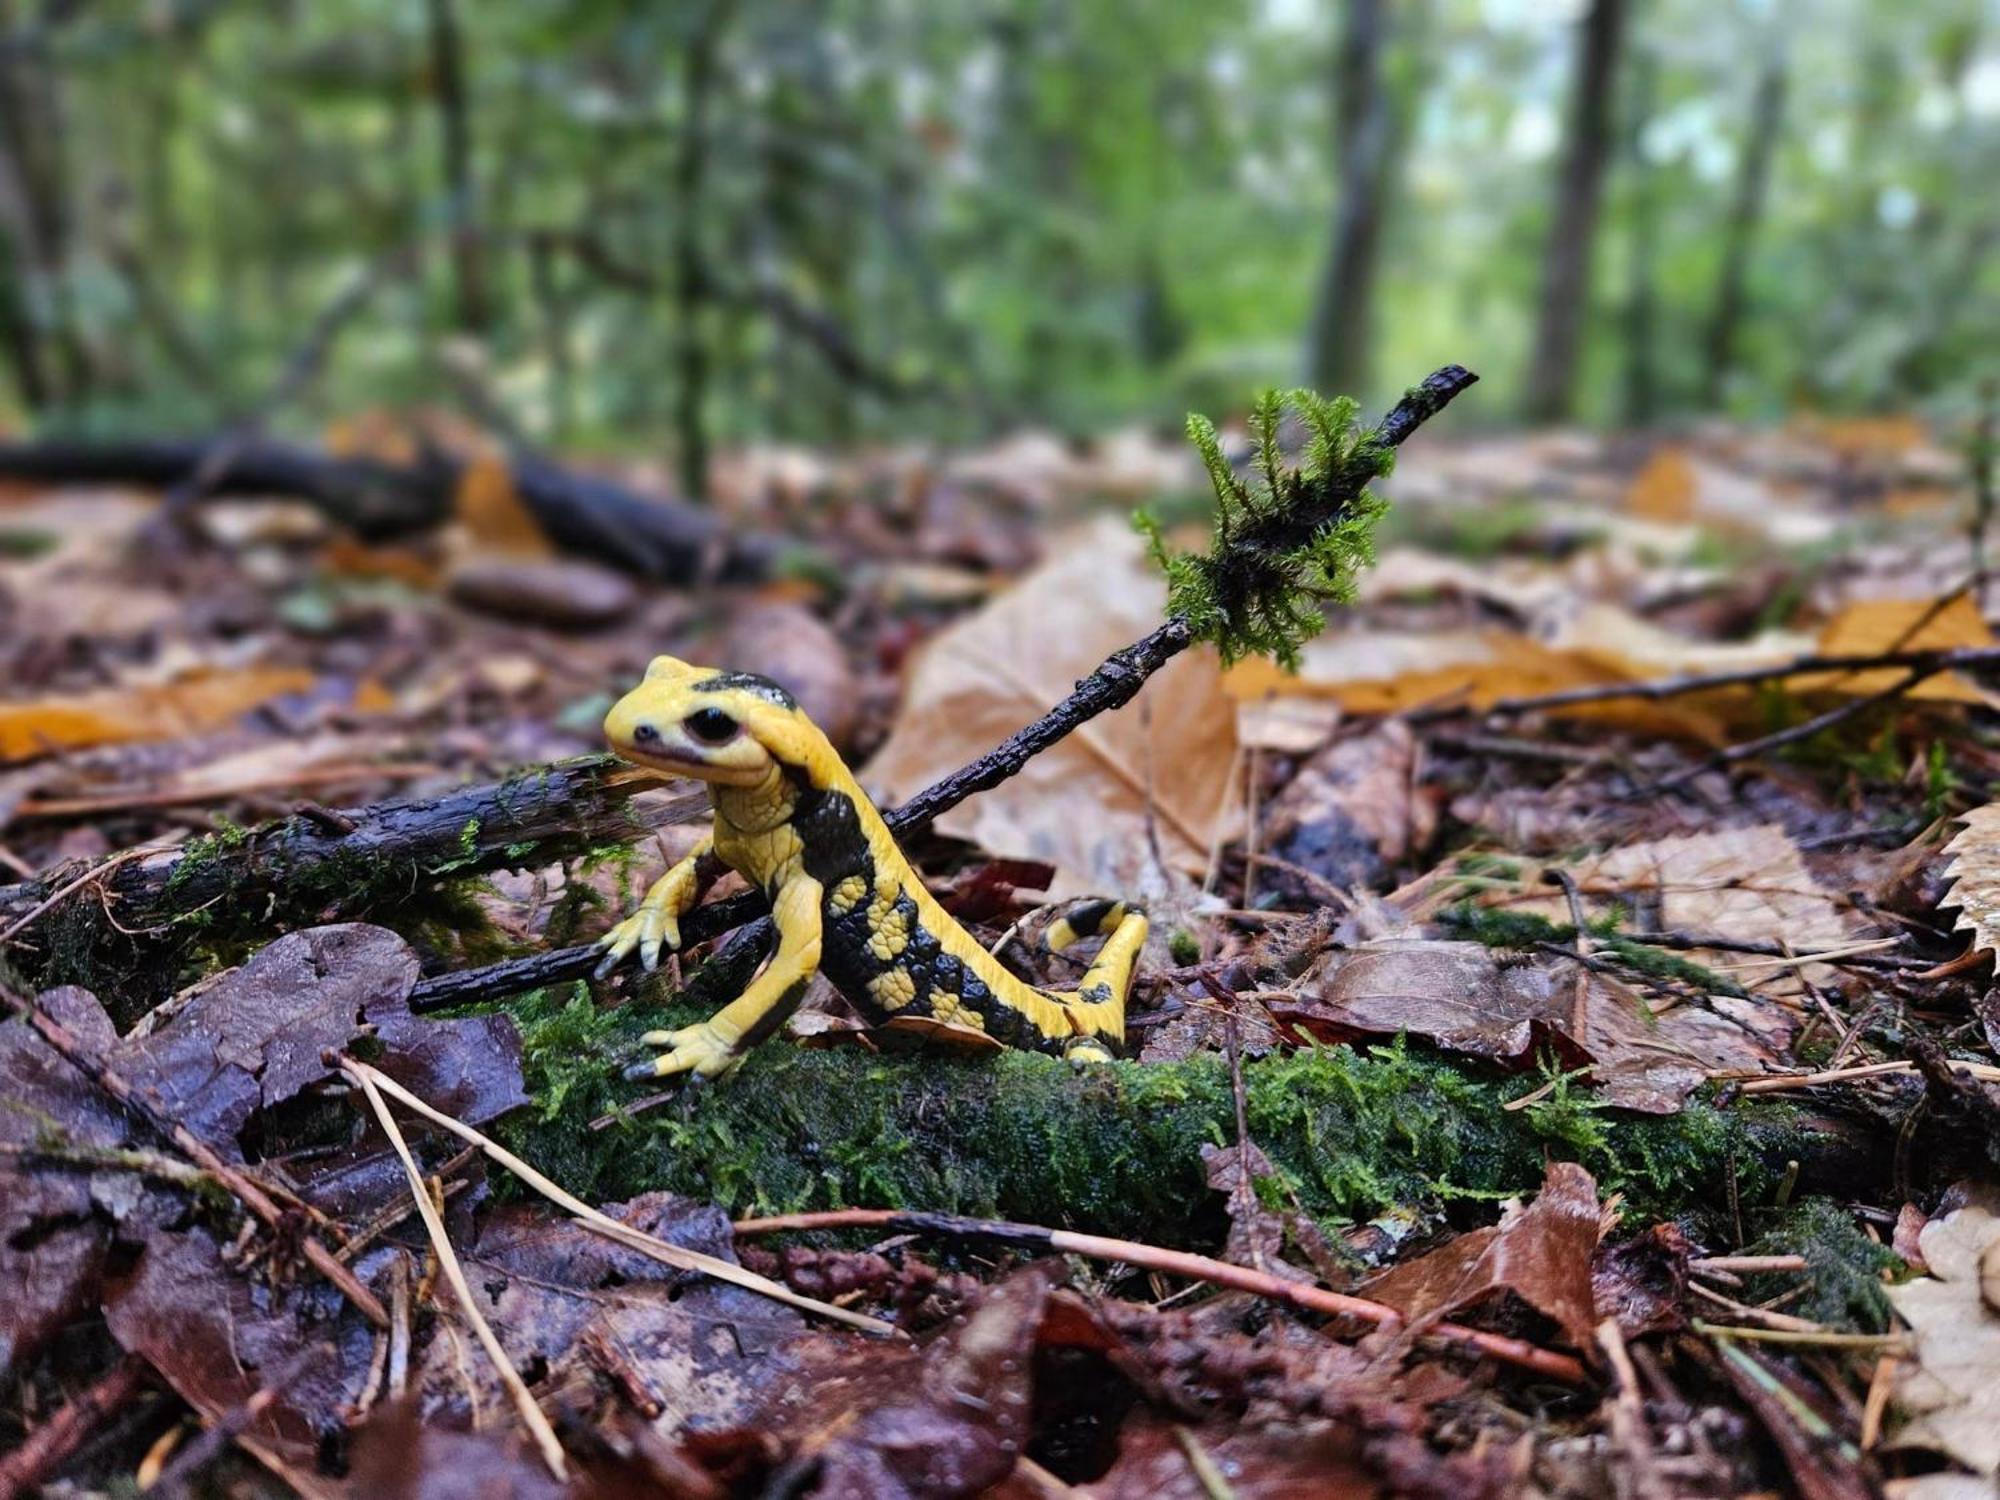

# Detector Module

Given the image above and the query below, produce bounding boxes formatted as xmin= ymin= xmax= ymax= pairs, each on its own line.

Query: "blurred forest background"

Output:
xmin=4 ymin=0 xmax=1996 ymax=498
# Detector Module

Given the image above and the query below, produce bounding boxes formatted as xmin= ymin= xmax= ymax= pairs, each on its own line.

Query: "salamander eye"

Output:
xmin=683 ymin=707 xmax=739 ymax=745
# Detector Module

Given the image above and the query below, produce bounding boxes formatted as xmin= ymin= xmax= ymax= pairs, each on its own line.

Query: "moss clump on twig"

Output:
xmin=497 ymin=988 xmax=1789 ymax=1245
xmin=1138 ymin=387 xmax=1393 ymax=668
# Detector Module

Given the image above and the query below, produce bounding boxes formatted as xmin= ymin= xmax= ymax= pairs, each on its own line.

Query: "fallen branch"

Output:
xmin=0 ymin=436 xmax=780 ymax=584
xmin=731 ymin=1205 xmax=1588 ymax=1384
xmin=412 ymin=364 xmax=1480 ymax=1010
xmin=0 ymin=760 xmax=701 ymax=983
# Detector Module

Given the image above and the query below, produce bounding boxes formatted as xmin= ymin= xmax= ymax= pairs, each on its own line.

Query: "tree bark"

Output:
xmin=1305 ymin=0 xmax=1391 ymax=398
xmin=1701 ymin=44 xmax=1788 ymax=407
xmin=672 ymin=4 xmax=726 ymax=502
xmin=425 ymin=0 xmax=487 ymax=334
xmin=1620 ymin=46 xmax=1659 ymax=426
xmin=1521 ymin=0 xmax=1627 ymax=424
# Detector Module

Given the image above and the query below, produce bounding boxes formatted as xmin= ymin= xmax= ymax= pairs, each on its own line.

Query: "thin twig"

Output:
xmin=1412 ymin=643 xmax=2000 ymax=723
xmin=0 ymin=984 xmax=387 ymax=1327
xmin=0 ymin=1356 xmax=149 ymax=1500
xmin=730 ymin=1205 xmax=1589 ymax=1383
xmin=1732 ymin=1058 xmax=2000 ymax=1095
xmin=338 ymin=1058 xmax=893 ymax=1335
xmin=1693 ymin=1320 xmax=1910 ymax=1351
xmin=349 ymin=1063 xmax=567 ymax=1480
xmin=1635 ymin=664 xmax=1946 ymax=798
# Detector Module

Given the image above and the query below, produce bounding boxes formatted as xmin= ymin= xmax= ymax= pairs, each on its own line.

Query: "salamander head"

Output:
xmin=604 ymin=656 xmax=821 ymax=787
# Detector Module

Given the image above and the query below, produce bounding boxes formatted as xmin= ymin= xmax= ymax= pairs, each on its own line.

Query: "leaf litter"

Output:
xmin=7 ymin=418 xmax=2000 ymax=1493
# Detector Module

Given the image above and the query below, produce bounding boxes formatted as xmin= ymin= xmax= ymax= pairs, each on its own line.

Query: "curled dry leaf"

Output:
xmin=1941 ymin=806 xmax=2000 ymax=966
xmin=864 ymin=517 xmax=1241 ymax=895
xmin=1887 ymin=1202 xmax=2000 ymax=1479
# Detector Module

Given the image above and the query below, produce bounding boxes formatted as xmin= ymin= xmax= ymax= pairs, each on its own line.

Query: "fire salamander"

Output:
xmin=596 ymin=655 xmax=1148 ymax=1081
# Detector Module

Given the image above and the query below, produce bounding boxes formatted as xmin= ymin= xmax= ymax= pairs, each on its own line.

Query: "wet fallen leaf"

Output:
xmin=1273 ymin=939 xmax=1769 ymax=1112
xmin=864 ymin=518 xmax=1242 ymax=894
xmin=1590 ymin=1223 xmax=1691 ymax=1338
xmin=1508 ymin=822 xmax=1856 ymax=1003
xmin=1364 ymin=1162 xmax=1604 ymax=1352
xmin=416 ymin=1194 xmax=799 ymax=1437
xmin=1255 ymin=721 xmax=1434 ymax=902
xmin=695 ymin=1262 xmax=1056 ymax=1499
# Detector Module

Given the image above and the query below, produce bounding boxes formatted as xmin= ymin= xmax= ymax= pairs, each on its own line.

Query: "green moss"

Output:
xmin=1442 ymin=903 xmax=1748 ymax=999
xmin=498 ymin=991 xmax=1784 ymax=1245
xmin=1741 ymin=1199 xmax=1900 ymax=1332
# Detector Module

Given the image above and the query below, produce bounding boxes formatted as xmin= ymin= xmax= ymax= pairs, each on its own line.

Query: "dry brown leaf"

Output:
xmin=1224 ymin=615 xmax=1759 ymax=744
xmin=0 ymin=668 xmax=318 ymax=763
xmin=1887 ymin=1201 xmax=2000 ymax=1479
xmin=1509 ymin=823 xmax=1855 ymax=1003
xmin=1941 ymin=806 xmax=2000 ymax=965
xmin=863 ymin=517 xmax=1241 ymax=895
xmin=1801 ymin=595 xmax=1997 ymax=705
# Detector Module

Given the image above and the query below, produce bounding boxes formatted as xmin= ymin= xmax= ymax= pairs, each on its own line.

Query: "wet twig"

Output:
xmin=730 ymin=1204 xmax=1588 ymax=1384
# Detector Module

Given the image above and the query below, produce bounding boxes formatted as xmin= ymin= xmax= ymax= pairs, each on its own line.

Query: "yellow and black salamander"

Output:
xmin=596 ymin=656 xmax=1148 ymax=1080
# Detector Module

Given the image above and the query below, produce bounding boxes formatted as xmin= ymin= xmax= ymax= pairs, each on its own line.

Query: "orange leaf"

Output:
xmin=1624 ymin=446 xmax=1695 ymax=523
xmin=1805 ymin=595 xmax=1996 ymax=705
xmin=454 ymin=452 xmax=552 ymax=560
xmin=0 ymin=668 xmax=317 ymax=763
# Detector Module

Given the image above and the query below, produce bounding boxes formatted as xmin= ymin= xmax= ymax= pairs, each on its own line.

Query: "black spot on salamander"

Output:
xmin=691 ymin=671 xmax=799 ymax=709
xmin=792 ymin=783 xmax=871 ymax=888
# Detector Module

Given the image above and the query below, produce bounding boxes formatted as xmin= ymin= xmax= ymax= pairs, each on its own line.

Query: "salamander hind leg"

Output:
xmin=1047 ymin=900 xmax=1148 ymax=1064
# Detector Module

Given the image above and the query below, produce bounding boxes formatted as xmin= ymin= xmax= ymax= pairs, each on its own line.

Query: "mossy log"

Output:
xmin=500 ymin=990 xmax=1867 ymax=1249
xmin=2 ymin=757 xmax=693 ymax=998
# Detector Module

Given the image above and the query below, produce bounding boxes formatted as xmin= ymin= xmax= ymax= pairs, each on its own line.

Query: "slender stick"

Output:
xmin=729 ymin=1205 xmax=1588 ymax=1384
xmin=339 ymin=1059 xmax=893 ymax=1336
xmin=0 ymin=985 xmax=387 ymax=1327
xmin=412 ymin=364 xmax=1481 ymax=1011
xmin=0 ymin=1356 xmax=149 ymax=1500
xmin=350 ymin=1063 xmax=567 ymax=1480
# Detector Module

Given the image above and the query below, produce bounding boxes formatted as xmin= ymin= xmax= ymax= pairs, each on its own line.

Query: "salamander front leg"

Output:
xmin=596 ymin=837 xmax=713 ymax=977
xmin=626 ymin=878 xmax=824 ymax=1082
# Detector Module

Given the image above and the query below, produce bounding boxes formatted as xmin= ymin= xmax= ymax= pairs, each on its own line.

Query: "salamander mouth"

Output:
xmin=609 ymin=739 xmax=765 ymax=786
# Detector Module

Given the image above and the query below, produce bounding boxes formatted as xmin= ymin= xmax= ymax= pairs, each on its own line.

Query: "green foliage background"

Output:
xmin=9 ymin=0 xmax=1999 ymax=446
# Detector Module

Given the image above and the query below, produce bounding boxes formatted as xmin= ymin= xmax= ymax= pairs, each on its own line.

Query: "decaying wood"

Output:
xmin=0 ymin=758 xmax=701 ymax=968
xmin=0 ymin=437 xmax=779 ymax=583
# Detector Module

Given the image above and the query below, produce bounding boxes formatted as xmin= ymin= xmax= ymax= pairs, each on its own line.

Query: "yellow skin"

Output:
xmin=598 ymin=656 xmax=1149 ymax=1080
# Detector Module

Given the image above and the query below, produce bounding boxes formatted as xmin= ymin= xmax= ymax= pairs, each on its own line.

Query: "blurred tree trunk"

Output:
xmin=1620 ymin=46 xmax=1658 ymax=427
xmin=672 ymin=4 xmax=725 ymax=502
xmin=0 ymin=12 xmax=89 ymax=409
xmin=1522 ymin=0 xmax=1627 ymax=424
xmin=425 ymin=0 xmax=487 ymax=334
xmin=1700 ymin=43 xmax=1787 ymax=407
xmin=1305 ymin=0 xmax=1390 ymax=398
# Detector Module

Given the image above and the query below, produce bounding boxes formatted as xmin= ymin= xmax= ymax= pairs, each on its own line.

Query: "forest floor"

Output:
xmin=2 ymin=402 xmax=1998 ymax=1497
